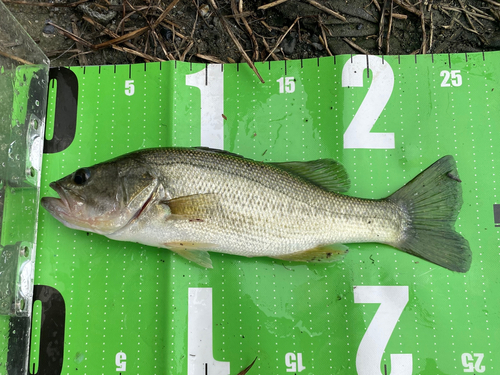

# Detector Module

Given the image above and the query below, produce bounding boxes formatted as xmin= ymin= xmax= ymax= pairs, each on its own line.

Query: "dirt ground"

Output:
xmin=4 ymin=0 xmax=500 ymax=67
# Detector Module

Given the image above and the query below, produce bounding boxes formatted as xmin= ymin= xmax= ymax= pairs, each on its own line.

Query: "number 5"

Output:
xmin=355 ymin=286 xmax=412 ymax=375
xmin=125 ymin=80 xmax=135 ymax=96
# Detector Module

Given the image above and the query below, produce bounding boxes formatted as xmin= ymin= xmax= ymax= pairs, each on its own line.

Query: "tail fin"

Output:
xmin=387 ymin=156 xmax=471 ymax=272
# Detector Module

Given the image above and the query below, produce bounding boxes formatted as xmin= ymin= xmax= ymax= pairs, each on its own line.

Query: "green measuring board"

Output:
xmin=33 ymin=52 xmax=499 ymax=375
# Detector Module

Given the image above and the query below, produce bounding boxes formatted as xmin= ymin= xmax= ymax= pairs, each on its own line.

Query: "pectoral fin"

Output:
xmin=161 ymin=193 xmax=219 ymax=221
xmin=164 ymin=241 xmax=215 ymax=268
xmin=272 ymin=244 xmax=348 ymax=263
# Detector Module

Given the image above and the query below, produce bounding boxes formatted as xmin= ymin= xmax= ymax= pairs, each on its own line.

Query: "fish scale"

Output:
xmin=155 ymin=152 xmax=395 ymax=254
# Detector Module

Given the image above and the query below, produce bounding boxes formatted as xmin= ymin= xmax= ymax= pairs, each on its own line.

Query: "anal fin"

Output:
xmin=272 ymin=244 xmax=348 ymax=263
xmin=164 ymin=241 xmax=215 ymax=268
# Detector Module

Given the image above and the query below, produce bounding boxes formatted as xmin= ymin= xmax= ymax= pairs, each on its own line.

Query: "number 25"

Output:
xmin=440 ymin=70 xmax=462 ymax=87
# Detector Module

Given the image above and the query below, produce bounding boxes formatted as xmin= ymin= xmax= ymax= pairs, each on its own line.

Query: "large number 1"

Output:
xmin=342 ymin=56 xmax=395 ymax=149
xmin=185 ymin=65 xmax=224 ymax=150
xmin=354 ymin=286 xmax=412 ymax=375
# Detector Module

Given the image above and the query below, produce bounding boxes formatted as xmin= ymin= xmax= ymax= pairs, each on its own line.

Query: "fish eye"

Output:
xmin=73 ymin=168 xmax=90 ymax=185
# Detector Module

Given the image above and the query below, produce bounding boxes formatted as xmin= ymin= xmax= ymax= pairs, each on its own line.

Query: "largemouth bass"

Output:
xmin=41 ymin=148 xmax=471 ymax=272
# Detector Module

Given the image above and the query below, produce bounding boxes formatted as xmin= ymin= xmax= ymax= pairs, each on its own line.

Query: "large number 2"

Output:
xmin=355 ymin=286 xmax=412 ymax=375
xmin=342 ymin=56 xmax=395 ymax=149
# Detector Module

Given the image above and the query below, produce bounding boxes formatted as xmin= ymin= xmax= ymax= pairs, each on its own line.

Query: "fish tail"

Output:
xmin=386 ymin=156 xmax=471 ymax=272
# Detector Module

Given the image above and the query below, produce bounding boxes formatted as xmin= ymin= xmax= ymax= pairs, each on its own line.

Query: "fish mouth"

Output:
xmin=41 ymin=182 xmax=79 ymax=226
xmin=41 ymin=182 xmax=69 ymax=213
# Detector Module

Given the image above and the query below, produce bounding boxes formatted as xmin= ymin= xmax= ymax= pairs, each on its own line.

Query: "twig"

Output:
xmin=180 ymin=41 xmax=194 ymax=61
xmin=377 ymin=0 xmax=387 ymax=53
xmin=304 ymin=0 xmax=347 ymax=22
xmin=483 ymin=0 xmax=500 ymax=6
xmin=371 ymin=0 xmax=381 ymax=12
xmin=48 ymin=21 xmax=93 ymax=48
xmin=239 ymin=1 xmax=259 ymax=60
xmin=318 ymin=34 xmax=332 ymax=56
xmin=208 ymin=0 xmax=265 ymax=83
xmin=388 ymin=12 xmax=407 ymax=19
xmin=441 ymin=6 xmax=495 ymax=21
xmin=386 ymin=0 xmax=393 ymax=54
xmin=151 ymin=28 xmax=175 ymax=60
xmin=0 ymin=50 xmax=33 ymax=65
xmin=92 ymin=26 xmax=149 ymax=50
xmin=264 ymin=16 xmax=300 ymax=61
xmin=342 ymin=37 xmax=369 ymax=54
xmin=429 ymin=6 xmax=434 ymax=51
xmin=318 ymin=20 xmax=332 ymax=56
xmin=229 ymin=0 xmax=242 ymax=26
xmin=261 ymin=37 xmax=279 ymax=61
xmin=258 ymin=0 xmax=289 ymax=10
xmin=195 ymin=53 xmax=225 ymax=63
xmin=2 ymin=0 xmax=89 ymax=7
xmin=160 ymin=21 xmax=186 ymax=38
xmin=393 ymin=0 xmax=422 ymax=17
xmin=82 ymin=15 xmax=139 ymax=52
xmin=45 ymin=48 xmax=79 ymax=58
xmin=468 ymin=4 xmax=491 ymax=18
xmin=71 ymin=22 xmax=89 ymax=65
xmin=168 ymin=23 xmax=181 ymax=59
xmin=457 ymin=0 xmax=478 ymax=34
xmin=420 ymin=1 xmax=427 ymax=54
xmin=153 ymin=0 xmax=181 ymax=29
xmin=260 ymin=20 xmax=281 ymax=32
xmin=112 ymin=45 xmax=163 ymax=61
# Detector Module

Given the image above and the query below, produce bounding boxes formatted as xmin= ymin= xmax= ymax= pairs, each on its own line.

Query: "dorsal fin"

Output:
xmin=270 ymin=159 xmax=350 ymax=193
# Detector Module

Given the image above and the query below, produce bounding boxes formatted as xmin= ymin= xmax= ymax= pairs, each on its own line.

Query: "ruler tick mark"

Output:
xmin=366 ymin=54 xmax=370 ymax=78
